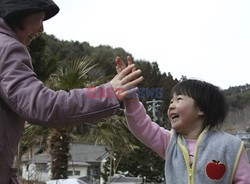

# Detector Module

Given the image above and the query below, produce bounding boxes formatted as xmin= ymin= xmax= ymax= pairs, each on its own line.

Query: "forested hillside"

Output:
xmin=30 ymin=33 xmax=180 ymax=126
xmin=29 ymin=33 xmax=250 ymax=133
xmin=26 ymin=33 xmax=249 ymax=182
xmin=223 ymin=84 xmax=250 ymax=132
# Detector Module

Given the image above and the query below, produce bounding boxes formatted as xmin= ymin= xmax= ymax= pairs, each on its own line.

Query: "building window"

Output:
xmin=74 ymin=171 xmax=80 ymax=175
xmin=68 ymin=171 xmax=73 ymax=176
xmin=67 ymin=170 xmax=80 ymax=176
xmin=36 ymin=163 xmax=47 ymax=173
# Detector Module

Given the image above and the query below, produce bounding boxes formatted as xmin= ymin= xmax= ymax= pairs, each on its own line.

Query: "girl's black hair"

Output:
xmin=170 ymin=79 xmax=228 ymax=129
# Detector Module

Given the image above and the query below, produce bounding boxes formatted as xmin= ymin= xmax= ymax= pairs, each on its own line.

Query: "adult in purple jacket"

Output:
xmin=0 ymin=0 xmax=143 ymax=183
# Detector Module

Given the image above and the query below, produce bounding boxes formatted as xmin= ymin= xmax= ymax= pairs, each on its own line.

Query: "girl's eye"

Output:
xmin=170 ymin=100 xmax=173 ymax=104
xmin=177 ymin=97 xmax=182 ymax=101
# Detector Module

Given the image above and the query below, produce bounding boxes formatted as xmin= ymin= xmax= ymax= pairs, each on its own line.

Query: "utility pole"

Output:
xmin=146 ymin=99 xmax=163 ymax=122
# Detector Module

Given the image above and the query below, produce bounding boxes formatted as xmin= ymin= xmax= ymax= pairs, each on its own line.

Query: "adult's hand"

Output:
xmin=110 ymin=59 xmax=143 ymax=101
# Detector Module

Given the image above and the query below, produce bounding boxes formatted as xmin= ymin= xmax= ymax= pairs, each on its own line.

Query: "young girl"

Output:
xmin=123 ymin=79 xmax=250 ymax=183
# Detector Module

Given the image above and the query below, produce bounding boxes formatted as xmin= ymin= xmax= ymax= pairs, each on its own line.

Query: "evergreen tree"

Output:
xmin=28 ymin=34 xmax=58 ymax=81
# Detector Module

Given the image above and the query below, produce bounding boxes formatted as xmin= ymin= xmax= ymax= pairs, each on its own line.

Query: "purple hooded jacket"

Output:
xmin=0 ymin=17 xmax=120 ymax=183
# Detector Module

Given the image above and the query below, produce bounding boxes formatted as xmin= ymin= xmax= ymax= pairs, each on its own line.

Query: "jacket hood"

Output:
xmin=0 ymin=18 xmax=17 ymax=39
xmin=0 ymin=0 xmax=59 ymax=21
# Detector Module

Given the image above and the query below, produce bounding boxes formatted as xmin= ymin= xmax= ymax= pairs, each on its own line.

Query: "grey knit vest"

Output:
xmin=165 ymin=127 xmax=244 ymax=184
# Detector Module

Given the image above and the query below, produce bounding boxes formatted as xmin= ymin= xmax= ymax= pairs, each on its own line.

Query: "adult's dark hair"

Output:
xmin=0 ymin=0 xmax=59 ymax=28
xmin=171 ymin=79 xmax=228 ymax=129
xmin=4 ymin=10 xmax=42 ymax=30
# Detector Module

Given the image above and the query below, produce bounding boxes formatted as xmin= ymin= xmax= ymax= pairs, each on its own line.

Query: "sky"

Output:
xmin=44 ymin=0 xmax=250 ymax=90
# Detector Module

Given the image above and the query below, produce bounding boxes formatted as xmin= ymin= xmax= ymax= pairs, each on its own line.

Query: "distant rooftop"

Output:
xmin=246 ymin=149 xmax=250 ymax=162
xmin=21 ymin=142 xmax=108 ymax=164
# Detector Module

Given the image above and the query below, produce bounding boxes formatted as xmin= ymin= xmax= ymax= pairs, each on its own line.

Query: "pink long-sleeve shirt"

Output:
xmin=124 ymin=98 xmax=250 ymax=183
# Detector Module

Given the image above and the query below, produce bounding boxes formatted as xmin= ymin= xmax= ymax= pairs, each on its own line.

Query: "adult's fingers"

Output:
xmin=122 ymin=76 xmax=144 ymax=90
xmin=121 ymin=69 xmax=142 ymax=84
xmin=117 ymin=64 xmax=136 ymax=79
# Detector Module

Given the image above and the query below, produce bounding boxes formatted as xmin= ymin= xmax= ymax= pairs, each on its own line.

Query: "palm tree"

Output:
xmin=46 ymin=56 xmax=97 ymax=179
xmin=46 ymin=56 xmax=137 ymax=181
xmin=83 ymin=114 xmax=138 ymax=182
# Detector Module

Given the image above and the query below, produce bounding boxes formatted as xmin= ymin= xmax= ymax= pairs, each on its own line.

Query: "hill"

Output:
xmin=31 ymin=33 xmax=250 ymax=133
xmin=223 ymin=84 xmax=250 ymax=133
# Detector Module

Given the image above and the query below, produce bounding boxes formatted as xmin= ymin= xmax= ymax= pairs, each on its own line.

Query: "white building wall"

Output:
xmin=22 ymin=163 xmax=50 ymax=182
xmin=21 ymin=159 xmax=106 ymax=182
xmin=100 ymin=158 xmax=107 ymax=184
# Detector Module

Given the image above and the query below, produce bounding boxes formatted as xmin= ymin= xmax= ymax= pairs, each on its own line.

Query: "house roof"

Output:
xmin=246 ymin=148 xmax=250 ymax=162
xmin=22 ymin=153 xmax=50 ymax=164
xmin=69 ymin=142 xmax=107 ymax=163
xmin=21 ymin=142 xmax=108 ymax=164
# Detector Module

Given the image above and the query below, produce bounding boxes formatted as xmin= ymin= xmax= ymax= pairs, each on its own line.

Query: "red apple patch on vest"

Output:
xmin=206 ymin=160 xmax=226 ymax=180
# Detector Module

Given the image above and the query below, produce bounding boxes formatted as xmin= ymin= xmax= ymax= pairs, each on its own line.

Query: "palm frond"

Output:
xmin=46 ymin=56 xmax=97 ymax=91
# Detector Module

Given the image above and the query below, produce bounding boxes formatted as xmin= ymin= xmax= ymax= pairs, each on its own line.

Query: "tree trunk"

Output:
xmin=48 ymin=128 xmax=72 ymax=179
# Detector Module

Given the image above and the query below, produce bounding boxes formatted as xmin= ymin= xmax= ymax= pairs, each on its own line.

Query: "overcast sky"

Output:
xmin=44 ymin=0 xmax=250 ymax=89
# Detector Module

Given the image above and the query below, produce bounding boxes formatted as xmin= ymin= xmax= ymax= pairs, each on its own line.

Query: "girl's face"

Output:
xmin=167 ymin=93 xmax=204 ymax=136
xmin=14 ymin=12 xmax=45 ymax=46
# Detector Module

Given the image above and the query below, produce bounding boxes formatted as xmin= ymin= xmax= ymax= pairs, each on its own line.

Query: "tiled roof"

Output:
xmin=246 ymin=148 xmax=250 ymax=162
xmin=21 ymin=142 xmax=108 ymax=164
xmin=22 ymin=153 xmax=50 ymax=164
xmin=69 ymin=142 xmax=107 ymax=163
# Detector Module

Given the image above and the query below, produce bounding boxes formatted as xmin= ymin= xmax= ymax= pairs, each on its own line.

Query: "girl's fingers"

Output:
xmin=115 ymin=56 xmax=137 ymax=74
xmin=115 ymin=56 xmax=126 ymax=73
xmin=127 ymin=56 xmax=133 ymax=66
xmin=116 ymin=87 xmax=138 ymax=100
xmin=116 ymin=65 xmax=122 ymax=73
